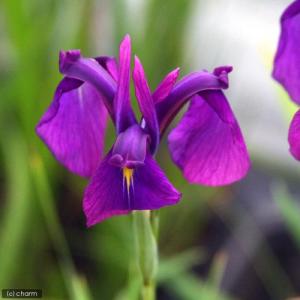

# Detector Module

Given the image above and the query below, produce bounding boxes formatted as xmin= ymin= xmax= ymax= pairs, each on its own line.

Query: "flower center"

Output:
xmin=123 ymin=167 xmax=134 ymax=191
xmin=110 ymin=124 xmax=149 ymax=169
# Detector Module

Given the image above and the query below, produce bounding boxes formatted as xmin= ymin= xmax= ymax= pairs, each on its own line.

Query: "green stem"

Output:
xmin=142 ymin=281 xmax=155 ymax=300
xmin=133 ymin=210 xmax=159 ymax=300
xmin=150 ymin=210 xmax=160 ymax=239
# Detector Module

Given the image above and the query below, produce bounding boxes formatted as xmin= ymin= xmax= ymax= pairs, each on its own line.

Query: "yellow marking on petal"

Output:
xmin=123 ymin=167 xmax=134 ymax=191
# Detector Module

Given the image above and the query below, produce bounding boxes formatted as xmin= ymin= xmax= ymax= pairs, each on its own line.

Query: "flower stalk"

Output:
xmin=133 ymin=210 xmax=158 ymax=300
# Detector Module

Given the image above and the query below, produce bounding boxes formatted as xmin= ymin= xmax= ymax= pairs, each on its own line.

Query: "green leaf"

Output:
xmin=0 ymin=131 xmax=33 ymax=287
xmin=158 ymin=248 xmax=204 ymax=282
xmin=31 ymin=154 xmax=92 ymax=300
xmin=272 ymin=183 xmax=300 ymax=248
xmin=165 ymin=273 xmax=234 ymax=300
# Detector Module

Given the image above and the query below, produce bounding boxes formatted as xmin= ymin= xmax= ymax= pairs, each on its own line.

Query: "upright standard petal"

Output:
xmin=83 ymin=152 xmax=181 ymax=226
xmin=114 ymin=35 xmax=137 ymax=133
xmin=156 ymin=67 xmax=232 ymax=135
xmin=168 ymin=92 xmax=250 ymax=186
xmin=59 ymin=50 xmax=117 ymax=117
xmin=288 ymin=109 xmax=300 ymax=160
xmin=273 ymin=0 xmax=300 ymax=104
xmin=133 ymin=56 xmax=159 ymax=153
xmin=36 ymin=77 xmax=107 ymax=177
xmin=152 ymin=68 xmax=180 ymax=103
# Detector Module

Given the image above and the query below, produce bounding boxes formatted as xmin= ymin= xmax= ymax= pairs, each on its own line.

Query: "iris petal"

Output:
xmin=59 ymin=50 xmax=116 ymax=117
xmin=36 ymin=77 xmax=108 ymax=177
xmin=133 ymin=56 xmax=159 ymax=153
xmin=83 ymin=152 xmax=181 ymax=226
xmin=288 ymin=109 xmax=300 ymax=160
xmin=110 ymin=125 xmax=148 ymax=168
xmin=153 ymin=68 xmax=180 ymax=103
xmin=95 ymin=56 xmax=119 ymax=82
xmin=168 ymin=92 xmax=250 ymax=186
xmin=156 ymin=67 xmax=232 ymax=135
xmin=114 ymin=35 xmax=137 ymax=133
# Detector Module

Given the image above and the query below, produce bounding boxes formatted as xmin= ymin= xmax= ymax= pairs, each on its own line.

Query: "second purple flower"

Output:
xmin=273 ymin=0 xmax=300 ymax=160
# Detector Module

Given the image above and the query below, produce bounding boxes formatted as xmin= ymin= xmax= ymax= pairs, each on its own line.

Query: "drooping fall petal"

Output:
xmin=83 ymin=152 xmax=181 ymax=226
xmin=95 ymin=56 xmax=119 ymax=82
xmin=36 ymin=77 xmax=108 ymax=177
xmin=156 ymin=67 xmax=232 ymax=134
xmin=273 ymin=0 xmax=300 ymax=104
xmin=288 ymin=109 xmax=300 ymax=160
xmin=59 ymin=50 xmax=116 ymax=117
xmin=168 ymin=92 xmax=250 ymax=186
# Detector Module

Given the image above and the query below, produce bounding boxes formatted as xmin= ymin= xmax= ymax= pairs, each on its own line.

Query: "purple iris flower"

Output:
xmin=273 ymin=0 xmax=300 ymax=160
xmin=36 ymin=35 xmax=250 ymax=226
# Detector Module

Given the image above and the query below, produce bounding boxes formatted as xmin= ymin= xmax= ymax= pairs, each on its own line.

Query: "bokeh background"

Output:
xmin=0 ymin=0 xmax=299 ymax=299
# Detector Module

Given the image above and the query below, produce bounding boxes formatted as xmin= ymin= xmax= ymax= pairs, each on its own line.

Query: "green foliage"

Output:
xmin=0 ymin=0 xmax=94 ymax=298
xmin=273 ymin=183 xmax=300 ymax=249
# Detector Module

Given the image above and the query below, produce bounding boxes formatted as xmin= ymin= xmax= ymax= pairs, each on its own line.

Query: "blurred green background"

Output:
xmin=1 ymin=0 xmax=300 ymax=299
